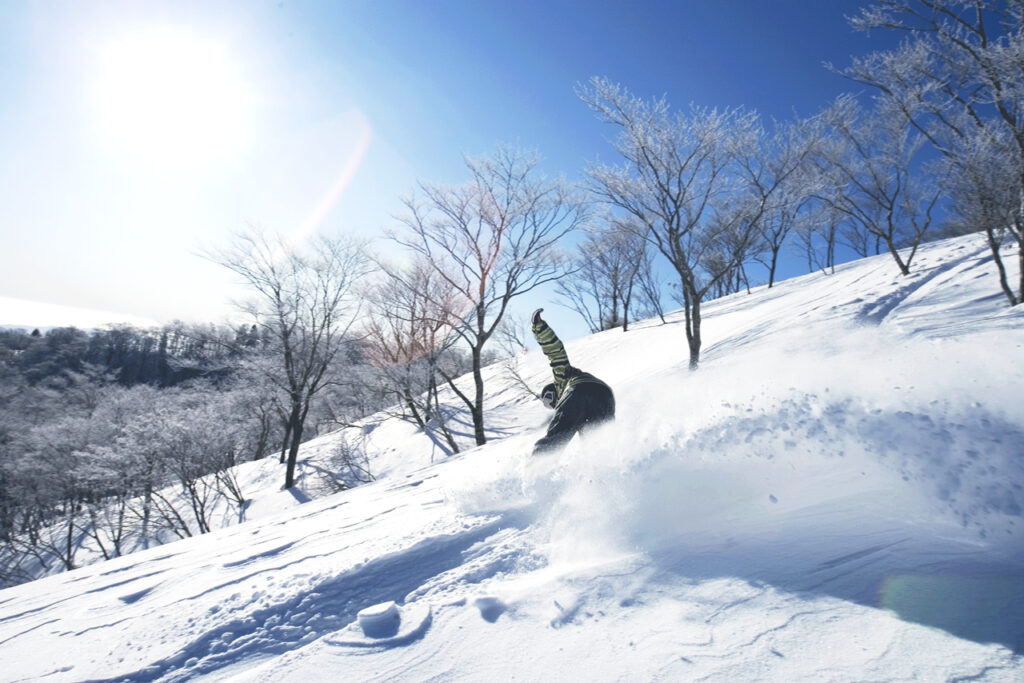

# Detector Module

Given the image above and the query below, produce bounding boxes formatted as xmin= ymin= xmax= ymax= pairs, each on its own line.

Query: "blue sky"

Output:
xmin=0 ymin=0 xmax=897 ymax=332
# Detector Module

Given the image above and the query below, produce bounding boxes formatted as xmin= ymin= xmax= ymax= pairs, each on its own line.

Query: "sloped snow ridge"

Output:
xmin=1 ymin=234 xmax=1022 ymax=681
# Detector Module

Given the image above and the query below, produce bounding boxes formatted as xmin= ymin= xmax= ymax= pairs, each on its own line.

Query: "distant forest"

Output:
xmin=1 ymin=324 xmax=246 ymax=388
xmin=0 ymin=320 xmax=476 ymax=586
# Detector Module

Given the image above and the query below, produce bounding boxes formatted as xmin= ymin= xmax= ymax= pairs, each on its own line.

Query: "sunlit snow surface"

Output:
xmin=2 ymin=234 xmax=1023 ymax=681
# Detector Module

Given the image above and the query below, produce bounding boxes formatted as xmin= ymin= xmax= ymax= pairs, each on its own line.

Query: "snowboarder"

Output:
xmin=531 ymin=309 xmax=615 ymax=454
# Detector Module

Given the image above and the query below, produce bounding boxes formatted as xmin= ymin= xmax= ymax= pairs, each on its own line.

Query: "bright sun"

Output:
xmin=94 ymin=29 xmax=253 ymax=175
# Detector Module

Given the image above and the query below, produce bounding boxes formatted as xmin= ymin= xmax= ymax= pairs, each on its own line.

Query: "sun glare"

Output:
xmin=94 ymin=29 xmax=253 ymax=175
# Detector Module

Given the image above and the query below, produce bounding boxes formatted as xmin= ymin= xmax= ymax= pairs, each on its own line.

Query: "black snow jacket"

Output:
xmin=532 ymin=319 xmax=615 ymax=454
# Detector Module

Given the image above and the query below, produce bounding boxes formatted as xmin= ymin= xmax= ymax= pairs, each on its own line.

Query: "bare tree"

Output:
xmin=210 ymin=230 xmax=370 ymax=489
xmin=391 ymin=147 xmax=589 ymax=445
xmin=945 ymin=124 xmax=1024 ymax=302
xmin=557 ymin=218 xmax=650 ymax=332
xmin=17 ymin=416 xmax=96 ymax=571
xmin=362 ymin=257 xmax=462 ymax=454
xmin=756 ymin=193 xmax=807 ymax=286
xmin=228 ymin=362 xmax=284 ymax=462
xmin=633 ymin=244 xmax=667 ymax=324
xmin=792 ymin=199 xmax=845 ymax=275
xmin=812 ymin=95 xmax=940 ymax=275
xmin=578 ymin=77 xmax=761 ymax=368
xmin=839 ymin=0 xmax=1024 ymax=304
xmin=746 ymin=117 xmax=823 ymax=287
xmin=701 ymin=202 xmax=759 ymax=299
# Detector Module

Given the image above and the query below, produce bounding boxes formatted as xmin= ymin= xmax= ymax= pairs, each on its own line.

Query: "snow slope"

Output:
xmin=1 ymin=234 xmax=1023 ymax=682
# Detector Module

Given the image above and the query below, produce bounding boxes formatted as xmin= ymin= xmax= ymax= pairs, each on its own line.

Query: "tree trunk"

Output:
xmin=471 ymin=346 xmax=486 ymax=446
xmin=279 ymin=418 xmax=292 ymax=465
xmin=253 ymin=410 xmax=272 ymax=460
xmin=1017 ymin=242 xmax=1023 ymax=305
xmin=437 ymin=366 xmax=475 ymax=450
xmin=986 ymin=227 xmax=1019 ymax=306
xmin=623 ymin=277 xmax=635 ymax=332
xmin=883 ymin=235 xmax=912 ymax=276
xmin=424 ymin=374 xmax=437 ymax=423
xmin=688 ymin=297 xmax=702 ymax=370
xmin=283 ymin=400 xmax=304 ymax=489
xmin=140 ymin=489 xmax=152 ymax=549
xmin=431 ymin=381 xmax=461 ymax=455
xmin=769 ymin=246 xmax=780 ymax=288
xmin=87 ymin=507 xmax=111 ymax=561
xmin=62 ymin=507 xmax=77 ymax=571
xmin=404 ymin=394 xmax=428 ymax=431
xmin=681 ymin=282 xmax=702 ymax=370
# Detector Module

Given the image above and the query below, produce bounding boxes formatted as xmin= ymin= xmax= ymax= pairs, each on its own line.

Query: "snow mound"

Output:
xmin=325 ymin=601 xmax=432 ymax=647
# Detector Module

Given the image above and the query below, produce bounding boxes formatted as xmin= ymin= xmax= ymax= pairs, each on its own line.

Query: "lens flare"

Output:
xmin=94 ymin=28 xmax=253 ymax=175
xmin=277 ymin=113 xmax=373 ymax=260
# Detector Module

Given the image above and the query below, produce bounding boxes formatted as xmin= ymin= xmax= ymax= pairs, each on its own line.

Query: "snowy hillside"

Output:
xmin=1 ymin=233 xmax=1023 ymax=681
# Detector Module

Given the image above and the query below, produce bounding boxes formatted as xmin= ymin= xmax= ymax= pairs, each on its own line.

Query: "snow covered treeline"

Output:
xmin=0 ymin=322 xmax=473 ymax=587
xmin=563 ymin=1 xmax=1024 ymax=365
xmin=0 ymin=368 xmax=267 ymax=585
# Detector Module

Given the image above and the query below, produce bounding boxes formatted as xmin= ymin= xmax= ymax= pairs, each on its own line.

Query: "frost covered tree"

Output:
xmin=578 ymin=77 xmax=764 ymax=368
xmin=944 ymin=124 xmax=1024 ymax=301
xmin=362 ymin=257 xmax=462 ymax=454
xmin=756 ymin=190 xmax=812 ymax=286
xmin=744 ymin=117 xmax=822 ymax=287
xmin=0 ymin=378 xmax=145 ymax=576
xmin=811 ymin=95 xmax=940 ymax=276
xmin=557 ymin=218 xmax=654 ymax=332
xmin=211 ymin=230 xmax=370 ymax=489
xmin=0 ymin=329 xmax=314 ymax=584
xmin=840 ymin=0 xmax=1024 ymax=304
xmin=792 ymin=199 xmax=845 ymax=275
xmin=391 ymin=146 xmax=589 ymax=445
xmin=17 ymin=415 xmax=97 ymax=571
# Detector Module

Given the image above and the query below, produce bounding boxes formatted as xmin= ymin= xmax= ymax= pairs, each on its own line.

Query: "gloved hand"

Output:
xmin=531 ymin=308 xmax=544 ymax=325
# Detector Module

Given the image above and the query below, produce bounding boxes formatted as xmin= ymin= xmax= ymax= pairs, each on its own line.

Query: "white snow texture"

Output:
xmin=1 ymin=234 xmax=1023 ymax=681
